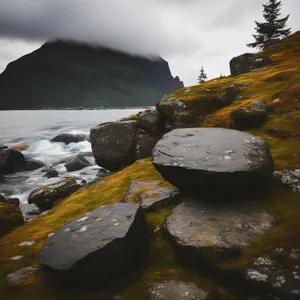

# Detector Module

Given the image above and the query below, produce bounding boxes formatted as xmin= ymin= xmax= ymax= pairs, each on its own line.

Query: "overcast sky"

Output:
xmin=0 ymin=0 xmax=299 ymax=86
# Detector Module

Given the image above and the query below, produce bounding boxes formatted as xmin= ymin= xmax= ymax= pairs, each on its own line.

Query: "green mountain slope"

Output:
xmin=0 ymin=41 xmax=183 ymax=109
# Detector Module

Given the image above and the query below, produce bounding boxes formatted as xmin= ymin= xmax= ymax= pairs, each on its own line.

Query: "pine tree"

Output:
xmin=198 ymin=66 xmax=207 ymax=83
xmin=247 ymin=0 xmax=291 ymax=49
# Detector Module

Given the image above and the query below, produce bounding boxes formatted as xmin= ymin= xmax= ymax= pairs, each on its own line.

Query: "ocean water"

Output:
xmin=0 ymin=109 xmax=144 ymax=217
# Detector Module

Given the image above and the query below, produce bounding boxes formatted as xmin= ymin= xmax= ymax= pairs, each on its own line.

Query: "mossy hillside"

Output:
xmin=0 ymin=160 xmax=238 ymax=300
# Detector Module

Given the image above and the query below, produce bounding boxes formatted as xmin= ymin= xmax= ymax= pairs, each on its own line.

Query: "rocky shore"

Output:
xmin=0 ymin=31 xmax=300 ymax=300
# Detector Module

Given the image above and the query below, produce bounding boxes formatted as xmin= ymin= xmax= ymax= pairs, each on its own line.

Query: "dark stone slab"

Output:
xmin=148 ymin=281 xmax=208 ymax=300
xmin=165 ymin=198 xmax=274 ymax=265
xmin=64 ymin=154 xmax=91 ymax=172
xmin=39 ymin=203 xmax=149 ymax=285
xmin=43 ymin=169 xmax=59 ymax=178
xmin=51 ymin=133 xmax=89 ymax=145
xmin=0 ymin=148 xmax=25 ymax=174
xmin=20 ymin=158 xmax=44 ymax=171
xmin=152 ymin=128 xmax=274 ymax=197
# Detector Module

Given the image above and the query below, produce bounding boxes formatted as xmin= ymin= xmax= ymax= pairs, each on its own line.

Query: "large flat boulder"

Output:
xmin=230 ymin=53 xmax=272 ymax=76
xmin=39 ymin=203 xmax=149 ymax=284
xmin=90 ymin=121 xmax=136 ymax=171
xmin=152 ymin=128 xmax=274 ymax=196
xmin=165 ymin=198 xmax=274 ymax=265
xmin=28 ymin=178 xmax=80 ymax=210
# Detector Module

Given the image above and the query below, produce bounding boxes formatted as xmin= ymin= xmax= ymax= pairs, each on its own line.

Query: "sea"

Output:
xmin=0 ymin=109 xmax=145 ymax=217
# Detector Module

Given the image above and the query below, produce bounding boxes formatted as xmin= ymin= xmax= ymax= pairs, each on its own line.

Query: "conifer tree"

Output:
xmin=198 ymin=66 xmax=207 ymax=83
xmin=247 ymin=0 xmax=291 ymax=49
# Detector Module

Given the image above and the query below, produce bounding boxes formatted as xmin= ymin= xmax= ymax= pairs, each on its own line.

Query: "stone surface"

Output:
xmin=0 ymin=144 xmax=8 ymax=150
xmin=0 ymin=202 xmax=24 ymax=238
xmin=0 ymin=197 xmax=20 ymax=206
xmin=28 ymin=178 xmax=80 ymax=210
xmin=134 ymin=129 xmax=161 ymax=160
xmin=148 ymin=281 xmax=208 ymax=300
xmin=231 ymin=101 xmax=269 ymax=130
xmin=39 ymin=203 xmax=149 ymax=284
xmin=51 ymin=133 xmax=89 ymax=145
xmin=136 ymin=109 xmax=164 ymax=134
xmin=64 ymin=154 xmax=91 ymax=172
xmin=165 ymin=198 xmax=274 ymax=264
xmin=152 ymin=128 xmax=274 ymax=196
xmin=245 ymin=248 xmax=300 ymax=299
xmin=6 ymin=266 xmax=38 ymax=284
xmin=90 ymin=121 xmax=137 ymax=171
xmin=0 ymin=148 xmax=25 ymax=174
xmin=125 ymin=180 xmax=180 ymax=212
xmin=273 ymin=170 xmax=300 ymax=192
xmin=230 ymin=53 xmax=272 ymax=76
xmin=20 ymin=158 xmax=44 ymax=171
xmin=43 ymin=169 xmax=59 ymax=178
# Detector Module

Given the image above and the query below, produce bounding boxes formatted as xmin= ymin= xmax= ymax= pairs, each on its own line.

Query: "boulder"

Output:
xmin=245 ymin=248 xmax=300 ymax=298
xmin=136 ymin=109 xmax=164 ymax=134
xmin=28 ymin=178 xmax=80 ymax=210
xmin=0 ymin=202 xmax=24 ymax=238
xmin=64 ymin=154 xmax=91 ymax=172
xmin=230 ymin=53 xmax=272 ymax=76
xmin=90 ymin=121 xmax=137 ymax=171
xmin=0 ymin=196 xmax=20 ymax=206
xmin=39 ymin=203 xmax=149 ymax=284
xmin=51 ymin=133 xmax=89 ymax=145
xmin=43 ymin=169 xmax=59 ymax=178
xmin=148 ymin=281 xmax=208 ymax=300
xmin=273 ymin=169 xmax=300 ymax=192
xmin=165 ymin=198 xmax=274 ymax=265
xmin=152 ymin=128 xmax=274 ymax=196
xmin=20 ymin=158 xmax=44 ymax=171
xmin=0 ymin=144 xmax=8 ymax=149
xmin=0 ymin=148 xmax=25 ymax=174
xmin=231 ymin=101 xmax=269 ymax=130
xmin=134 ymin=129 xmax=161 ymax=160
xmin=125 ymin=181 xmax=180 ymax=212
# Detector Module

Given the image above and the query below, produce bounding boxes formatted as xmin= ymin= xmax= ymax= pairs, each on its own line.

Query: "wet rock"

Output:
xmin=125 ymin=180 xmax=179 ymax=212
xmin=136 ymin=109 xmax=164 ymax=134
xmin=148 ymin=281 xmax=208 ymax=300
xmin=97 ymin=168 xmax=110 ymax=178
xmin=0 ymin=148 xmax=25 ymax=174
xmin=230 ymin=53 xmax=272 ymax=76
xmin=6 ymin=266 xmax=38 ymax=284
xmin=273 ymin=170 xmax=300 ymax=192
xmin=0 ymin=202 xmax=24 ymax=238
xmin=64 ymin=154 xmax=91 ymax=172
xmin=51 ymin=133 xmax=90 ymax=145
xmin=90 ymin=121 xmax=137 ymax=171
xmin=20 ymin=158 xmax=44 ymax=171
xmin=39 ymin=203 xmax=149 ymax=285
xmin=152 ymin=128 xmax=274 ymax=197
xmin=28 ymin=178 xmax=80 ymax=210
xmin=231 ymin=101 xmax=269 ymax=130
xmin=0 ymin=197 xmax=20 ymax=206
xmin=0 ymin=144 xmax=8 ymax=149
xmin=135 ymin=129 xmax=161 ymax=160
xmin=156 ymin=86 xmax=240 ymax=129
xmin=245 ymin=248 xmax=300 ymax=299
xmin=165 ymin=198 xmax=274 ymax=265
xmin=43 ymin=169 xmax=59 ymax=178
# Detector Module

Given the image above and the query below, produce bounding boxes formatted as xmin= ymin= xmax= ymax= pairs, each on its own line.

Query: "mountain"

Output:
xmin=0 ymin=41 xmax=183 ymax=109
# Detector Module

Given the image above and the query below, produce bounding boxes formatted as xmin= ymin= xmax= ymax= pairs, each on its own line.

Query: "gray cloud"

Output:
xmin=0 ymin=0 xmax=299 ymax=85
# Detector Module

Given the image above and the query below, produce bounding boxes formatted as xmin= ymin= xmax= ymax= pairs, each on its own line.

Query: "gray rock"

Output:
xmin=152 ymin=128 xmax=274 ymax=196
xmin=230 ymin=53 xmax=272 ymax=76
xmin=231 ymin=101 xmax=269 ymax=130
xmin=0 ymin=148 xmax=25 ymax=174
xmin=134 ymin=129 xmax=161 ymax=160
xmin=20 ymin=158 xmax=44 ymax=171
xmin=149 ymin=281 xmax=208 ymax=300
xmin=51 ymin=133 xmax=89 ymax=145
xmin=39 ymin=203 xmax=149 ymax=284
xmin=165 ymin=198 xmax=274 ymax=264
xmin=28 ymin=178 xmax=80 ymax=210
xmin=97 ymin=168 xmax=110 ymax=178
xmin=137 ymin=109 xmax=164 ymax=134
xmin=90 ymin=121 xmax=137 ymax=171
xmin=0 ymin=197 xmax=20 ymax=206
xmin=6 ymin=266 xmax=38 ymax=284
xmin=273 ymin=170 xmax=300 ymax=192
xmin=64 ymin=154 xmax=91 ymax=172
xmin=125 ymin=180 xmax=179 ymax=212
xmin=245 ymin=248 xmax=300 ymax=299
xmin=43 ymin=169 xmax=59 ymax=178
